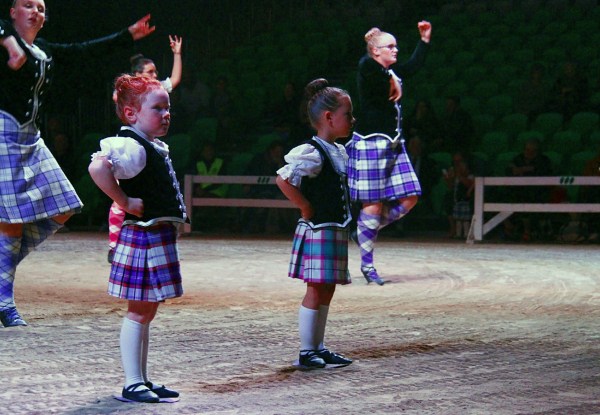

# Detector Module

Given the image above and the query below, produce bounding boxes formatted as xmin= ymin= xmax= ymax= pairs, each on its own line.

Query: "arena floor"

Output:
xmin=2 ymin=232 xmax=600 ymax=415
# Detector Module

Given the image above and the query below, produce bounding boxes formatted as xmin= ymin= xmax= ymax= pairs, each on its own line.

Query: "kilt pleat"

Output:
xmin=0 ymin=112 xmax=82 ymax=223
xmin=347 ymin=133 xmax=421 ymax=203
xmin=108 ymin=222 xmax=183 ymax=302
xmin=288 ymin=221 xmax=351 ymax=285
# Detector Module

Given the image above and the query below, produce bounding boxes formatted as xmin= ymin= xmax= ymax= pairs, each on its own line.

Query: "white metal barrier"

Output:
xmin=183 ymin=175 xmax=295 ymax=234
xmin=469 ymin=176 xmax=600 ymax=243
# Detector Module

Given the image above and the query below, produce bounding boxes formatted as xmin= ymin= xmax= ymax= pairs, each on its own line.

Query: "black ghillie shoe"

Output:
xmin=114 ymin=382 xmax=159 ymax=403
xmin=361 ymin=267 xmax=384 ymax=285
xmin=317 ymin=348 xmax=353 ymax=366
xmin=350 ymin=229 xmax=359 ymax=246
xmin=146 ymin=381 xmax=180 ymax=403
xmin=107 ymin=248 xmax=115 ymax=264
xmin=0 ymin=307 xmax=27 ymax=327
xmin=296 ymin=350 xmax=326 ymax=370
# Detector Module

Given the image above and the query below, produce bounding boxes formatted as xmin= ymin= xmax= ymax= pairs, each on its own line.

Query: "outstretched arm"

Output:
xmin=169 ymin=35 xmax=182 ymax=89
xmin=89 ymin=157 xmax=144 ymax=217
xmin=276 ymin=175 xmax=314 ymax=220
xmin=0 ymin=35 xmax=26 ymax=70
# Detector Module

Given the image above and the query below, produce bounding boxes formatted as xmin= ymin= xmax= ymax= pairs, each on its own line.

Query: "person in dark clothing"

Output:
xmin=443 ymin=96 xmax=474 ymax=153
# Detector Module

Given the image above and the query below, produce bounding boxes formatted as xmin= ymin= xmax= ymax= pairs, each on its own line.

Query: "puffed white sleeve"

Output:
xmin=90 ymin=136 xmax=147 ymax=179
xmin=276 ymin=144 xmax=323 ymax=187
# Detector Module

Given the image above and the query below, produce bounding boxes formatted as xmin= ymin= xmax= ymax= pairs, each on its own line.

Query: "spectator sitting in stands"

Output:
xmin=548 ymin=59 xmax=590 ymax=121
xmin=443 ymin=151 xmax=474 ymax=239
xmin=514 ymin=62 xmax=551 ymax=122
xmin=404 ymin=99 xmax=443 ymax=153
xmin=502 ymin=138 xmax=553 ymax=242
xmin=443 ymin=96 xmax=474 ymax=153
xmin=194 ymin=141 xmax=228 ymax=198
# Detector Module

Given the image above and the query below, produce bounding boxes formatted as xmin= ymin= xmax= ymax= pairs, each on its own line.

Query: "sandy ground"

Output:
xmin=2 ymin=232 xmax=600 ymax=415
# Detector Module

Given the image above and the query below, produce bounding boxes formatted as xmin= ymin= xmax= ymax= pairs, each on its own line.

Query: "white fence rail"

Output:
xmin=183 ymin=175 xmax=295 ymax=234
xmin=469 ymin=176 xmax=600 ymax=243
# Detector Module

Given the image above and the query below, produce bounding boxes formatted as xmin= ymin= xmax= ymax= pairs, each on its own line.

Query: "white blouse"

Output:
xmin=277 ymin=137 xmax=348 ymax=187
xmin=90 ymin=127 xmax=170 ymax=179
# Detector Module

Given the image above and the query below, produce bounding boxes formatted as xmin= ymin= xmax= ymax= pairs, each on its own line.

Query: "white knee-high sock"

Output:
xmin=315 ymin=305 xmax=330 ymax=351
xmin=298 ymin=305 xmax=319 ymax=352
xmin=120 ymin=318 xmax=147 ymax=388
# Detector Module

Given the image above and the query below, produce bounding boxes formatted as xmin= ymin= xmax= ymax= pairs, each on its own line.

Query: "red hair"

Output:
xmin=114 ymin=74 xmax=164 ymax=125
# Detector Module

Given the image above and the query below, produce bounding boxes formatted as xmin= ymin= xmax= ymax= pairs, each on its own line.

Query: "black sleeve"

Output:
xmin=390 ymin=40 xmax=430 ymax=79
xmin=43 ymin=28 xmax=133 ymax=65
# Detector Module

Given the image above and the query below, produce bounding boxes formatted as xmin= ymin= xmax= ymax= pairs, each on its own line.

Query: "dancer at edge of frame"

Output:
xmin=276 ymin=78 xmax=355 ymax=370
xmin=89 ymin=75 xmax=188 ymax=403
xmin=346 ymin=21 xmax=432 ymax=285
xmin=0 ymin=0 xmax=155 ymax=327
xmin=108 ymin=35 xmax=183 ymax=264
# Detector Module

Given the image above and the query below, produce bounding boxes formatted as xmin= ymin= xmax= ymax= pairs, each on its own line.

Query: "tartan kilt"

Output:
xmin=288 ymin=221 xmax=351 ymax=285
xmin=0 ymin=111 xmax=82 ymax=223
xmin=346 ymin=133 xmax=421 ymax=203
xmin=108 ymin=222 xmax=183 ymax=302
xmin=453 ymin=201 xmax=473 ymax=220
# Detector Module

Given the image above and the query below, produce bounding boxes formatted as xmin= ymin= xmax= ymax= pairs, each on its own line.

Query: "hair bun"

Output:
xmin=130 ymin=53 xmax=145 ymax=64
xmin=305 ymin=78 xmax=329 ymax=97
xmin=365 ymin=27 xmax=381 ymax=42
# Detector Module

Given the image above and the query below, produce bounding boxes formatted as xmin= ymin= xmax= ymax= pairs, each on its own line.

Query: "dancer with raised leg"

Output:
xmin=0 ymin=0 xmax=154 ymax=327
xmin=347 ymin=21 xmax=431 ymax=285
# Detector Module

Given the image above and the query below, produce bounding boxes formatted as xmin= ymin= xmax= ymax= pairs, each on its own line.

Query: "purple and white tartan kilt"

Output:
xmin=288 ymin=221 xmax=351 ymax=285
xmin=452 ymin=201 xmax=473 ymax=220
xmin=346 ymin=133 xmax=421 ymax=203
xmin=0 ymin=112 xmax=82 ymax=223
xmin=108 ymin=222 xmax=183 ymax=302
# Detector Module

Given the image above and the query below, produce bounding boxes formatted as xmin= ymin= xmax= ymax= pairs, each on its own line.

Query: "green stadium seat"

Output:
xmin=499 ymin=113 xmax=529 ymax=140
xmin=514 ymin=131 xmax=546 ymax=152
xmin=442 ymin=38 xmax=466 ymax=56
xmin=547 ymin=131 xmax=582 ymax=156
xmin=473 ymin=114 xmax=496 ymax=139
xmin=252 ymin=133 xmax=281 ymax=155
xmin=493 ymin=151 xmax=519 ymax=176
xmin=444 ymin=82 xmax=469 ymax=98
xmin=469 ymin=37 xmax=492 ymax=56
xmin=568 ymin=112 xmax=599 ymax=139
xmin=188 ymin=118 xmax=218 ymax=143
xmin=486 ymin=95 xmax=513 ymax=118
xmin=480 ymin=131 xmax=510 ymax=157
xmin=543 ymin=151 xmax=563 ymax=174
xmin=452 ymin=52 xmax=476 ymax=71
xmin=482 ymin=50 xmax=505 ymax=68
xmin=226 ymin=152 xmax=254 ymax=176
xmin=531 ymin=113 xmax=564 ymax=138
xmin=462 ymin=65 xmax=487 ymax=88
xmin=487 ymin=24 xmax=511 ymax=40
xmin=570 ymin=151 xmax=596 ymax=175
xmin=510 ymin=49 xmax=535 ymax=68
xmin=431 ymin=67 xmax=457 ymax=86
xmin=492 ymin=65 xmax=519 ymax=86
xmin=472 ymin=81 xmax=499 ymax=101
xmin=461 ymin=97 xmax=480 ymax=116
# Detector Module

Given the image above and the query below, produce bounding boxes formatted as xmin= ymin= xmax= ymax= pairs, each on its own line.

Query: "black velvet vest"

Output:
xmin=117 ymin=128 xmax=187 ymax=225
xmin=300 ymin=139 xmax=352 ymax=228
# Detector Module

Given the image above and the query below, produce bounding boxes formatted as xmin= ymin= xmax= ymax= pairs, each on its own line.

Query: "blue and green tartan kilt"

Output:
xmin=346 ymin=133 xmax=421 ymax=203
xmin=288 ymin=221 xmax=351 ymax=285
xmin=108 ymin=222 xmax=183 ymax=302
xmin=452 ymin=200 xmax=473 ymax=221
xmin=0 ymin=111 xmax=82 ymax=223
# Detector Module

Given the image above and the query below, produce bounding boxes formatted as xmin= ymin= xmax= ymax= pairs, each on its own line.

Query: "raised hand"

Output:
xmin=169 ymin=35 xmax=182 ymax=54
xmin=128 ymin=14 xmax=156 ymax=41
xmin=418 ymin=21 xmax=432 ymax=43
